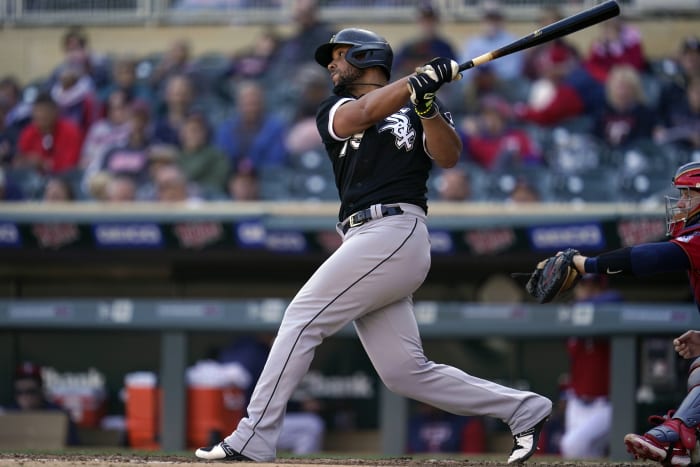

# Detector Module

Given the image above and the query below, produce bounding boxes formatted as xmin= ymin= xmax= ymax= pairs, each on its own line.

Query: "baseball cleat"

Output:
xmin=507 ymin=416 xmax=548 ymax=464
xmin=624 ymin=433 xmax=691 ymax=466
xmin=195 ymin=441 xmax=252 ymax=461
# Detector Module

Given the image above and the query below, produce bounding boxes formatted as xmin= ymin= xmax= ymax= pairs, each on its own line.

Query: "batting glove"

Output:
xmin=415 ymin=57 xmax=462 ymax=84
xmin=407 ymin=74 xmax=439 ymax=119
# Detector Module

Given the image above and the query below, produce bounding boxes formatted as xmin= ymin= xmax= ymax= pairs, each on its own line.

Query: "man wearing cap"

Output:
xmin=5 ymin=362 xmax=80 ymax=445
xmin=457 ymin=2 xmax=524 ymax=84
xmin=392 ymin=2 xmax=457 ymax=79
xmin=657 ymin=36 xmax=700 ymax=140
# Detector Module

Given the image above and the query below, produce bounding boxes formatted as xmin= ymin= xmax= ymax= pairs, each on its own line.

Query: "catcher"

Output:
xmin=523 ymin=161 xmax=700 ymax=466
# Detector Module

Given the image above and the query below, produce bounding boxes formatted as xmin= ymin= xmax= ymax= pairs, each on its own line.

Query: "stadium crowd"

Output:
xmin=0 ymin=0 xmax=699 ymax=205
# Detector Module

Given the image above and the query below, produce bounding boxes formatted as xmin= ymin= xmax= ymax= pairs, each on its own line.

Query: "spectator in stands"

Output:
xmin=6 ymin=362 xmax=79 ymax=446
xmin=655 ymin=78 xmax=700 ymax=152
xmin=80 ymin=88 xmax=132 ymax=188
xmin=657 ymin=37 xmax=700 ymax=140
xmin=560 ymin=274 xmax=623 ymax=460
xmin=507 ymin=178 xmax=541 ymax=204
xmin=227 ymin=161 xmax=260 ymax=201
xmin=392 ymin=2 xmax=457 ymax=79
xmin=48 ymin=26 xmax=110 ymax=92
xmin=149 ymin=38 xmax=198 ymax=97
xmin=42 ymin=175 xmax=75 ymax=202
xmin=592 ymin=65 xmax=657 ymax=150
xmin=461 ymin=95 xmax=543 ymax=172
xmin=513 ymin=44 xmax=603 ymax=128
xmin=436 ymin=166 xmax=471 ymax=201
xmin=50 ymin=61 xmax=100 ymax=135
xmin=95 ymin=99 xmax=153 ymax=187
xmin=584 ymin=15 xmax=648 ymax=83
xmin=152 ymin=163 xmax=202 ymax=203
xmin=177 ymin=111 xmax=229 ymax=197
xmin=99 ymin=55 xmax=155 ymax=110
xmin=262 ymin=0 xmax=335 ymax=110
xmin=272 ymin=0 xmax=333 ymax=70
xmin=15 ymin=92 xmax=83 ymax=175
xmin=227 ymin=28 xmax=282 ymax=82
xmin=153 ymin=74 xmax=196 ymax=147
xmin=227 ymin=164 xmax=259 ymax=202
xmin=284 ymin=65 xmax=328 ymax=158
xmin=457 ymin=2 xmax=523 ymax=85
xmin=214 ymin=80 xmax=288 ymax=171
xmin=104 ymin=174 xmax=138 ymax=202
xmin=460 ymin=64 xmax=517 ymax=116
xmin=0 ymin=100 xmax=18 ymax=167
xmin=0 ymin=76 xmax=32 ymax=133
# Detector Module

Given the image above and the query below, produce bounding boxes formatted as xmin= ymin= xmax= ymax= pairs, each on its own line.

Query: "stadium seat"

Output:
xmin=257 ymin=166 xmax=294 ymax=201
xmin=550 ymin=168 xmax=618 ymax=203
xmin=546 ymin=130 xmax=608 ymax=174
xmin=6 ymin=167 xmax=46 ymax=200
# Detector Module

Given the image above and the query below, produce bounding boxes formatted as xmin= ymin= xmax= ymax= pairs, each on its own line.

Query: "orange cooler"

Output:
xmin=186 ymin=386 xmax=245 ymax=448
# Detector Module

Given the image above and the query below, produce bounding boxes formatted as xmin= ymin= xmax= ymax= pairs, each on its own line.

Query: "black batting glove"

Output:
xmin=407 ymin=74 xmax=440 ymax=119
xmin=415 ymin=57 xmax=462 ymax=85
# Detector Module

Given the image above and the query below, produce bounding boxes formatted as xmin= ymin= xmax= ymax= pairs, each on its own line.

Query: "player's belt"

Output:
xmin=341 ymin=205 xmax=404 ymax=234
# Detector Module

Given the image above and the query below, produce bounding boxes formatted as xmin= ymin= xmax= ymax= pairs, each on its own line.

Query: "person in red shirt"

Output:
xmin=513 ymin=44 xmax=587 ymax=127
xmin=15 ymin=92 xmax=83 ymax=175
xmin=560 ymin=275 xmax=622 ymax=460
xmin=462 ymin=95 xmax=542 ymax=171
xmin=584 ymin=16 xmax=647 ymax=83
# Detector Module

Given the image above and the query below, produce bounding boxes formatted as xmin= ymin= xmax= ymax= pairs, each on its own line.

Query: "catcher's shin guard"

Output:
xmin=637 ymin=364 xmax=700 ymax=462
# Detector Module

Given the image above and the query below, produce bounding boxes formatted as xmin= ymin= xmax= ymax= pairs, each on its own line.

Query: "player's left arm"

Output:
xmin=572 ymin=241 xmax=690 ymax=276
xmin=421 ymin=111 xmax=462 ymax=169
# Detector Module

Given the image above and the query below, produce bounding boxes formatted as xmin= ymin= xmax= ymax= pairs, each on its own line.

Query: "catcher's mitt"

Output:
xmin=525 ymin=248 xmax=582 ymax=303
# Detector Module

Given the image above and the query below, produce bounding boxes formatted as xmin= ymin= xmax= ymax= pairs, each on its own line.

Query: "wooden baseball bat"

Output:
xmin=459 ymin=0 xmax=620 ymax=72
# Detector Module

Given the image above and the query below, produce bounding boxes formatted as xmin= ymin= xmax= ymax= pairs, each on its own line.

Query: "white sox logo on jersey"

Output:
xmin=379 ymin=108 xmax=415 ymax=151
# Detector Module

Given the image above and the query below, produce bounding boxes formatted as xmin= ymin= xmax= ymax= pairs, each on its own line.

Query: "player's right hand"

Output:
xmin=415 ymin=57 xmax=462 ymax=84
xmin=674 ymin=330 xmax=700 ymax=359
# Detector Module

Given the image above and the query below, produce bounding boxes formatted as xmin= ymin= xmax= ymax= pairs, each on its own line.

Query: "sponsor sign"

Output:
xmin=0 ymin=222 xmax=20 ymax=247
xmin=93 ymin=223 xmax=163 ymax=248
xmin=528 ymin=223 xmax=605 ymax=251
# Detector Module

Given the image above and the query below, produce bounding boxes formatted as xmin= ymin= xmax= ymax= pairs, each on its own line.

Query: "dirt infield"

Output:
xmin=0 ymin=453 xmax=656 ymax=466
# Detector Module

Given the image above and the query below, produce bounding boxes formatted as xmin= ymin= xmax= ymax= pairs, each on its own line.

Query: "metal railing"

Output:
xmin=0 ymin=0 xmax=695 ymax=26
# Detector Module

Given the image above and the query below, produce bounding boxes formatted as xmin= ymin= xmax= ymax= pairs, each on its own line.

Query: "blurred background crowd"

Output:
xmin=0 ymin=0 xmax=698 ymax=207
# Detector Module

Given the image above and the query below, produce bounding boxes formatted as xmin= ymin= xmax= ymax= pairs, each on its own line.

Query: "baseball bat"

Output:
xmin=459 ymin=0 xmax=620 ymax=72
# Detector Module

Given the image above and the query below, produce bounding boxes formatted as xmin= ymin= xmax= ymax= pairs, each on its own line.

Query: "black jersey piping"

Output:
xmin=240 ymin=217 xmax=419 ymax=453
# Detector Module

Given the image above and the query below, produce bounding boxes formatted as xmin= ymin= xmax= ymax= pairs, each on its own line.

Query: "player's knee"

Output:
xmin=688 ymin=357 xmax=700 ymax=391
xmin=378 ymin=367 xmax=409 ymax=394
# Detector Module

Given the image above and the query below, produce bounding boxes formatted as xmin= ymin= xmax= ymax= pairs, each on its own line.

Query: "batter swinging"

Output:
xmin=195 ymin=28 xmax=552 ymax=464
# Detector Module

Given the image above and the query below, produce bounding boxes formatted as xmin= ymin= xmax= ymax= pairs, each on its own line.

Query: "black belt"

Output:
xmin=341 ymin=206 xmax=404 ymax=234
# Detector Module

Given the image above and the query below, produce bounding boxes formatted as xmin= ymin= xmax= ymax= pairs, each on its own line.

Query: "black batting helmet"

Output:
xmin=314 ymin=28 xmax=393 ymax=80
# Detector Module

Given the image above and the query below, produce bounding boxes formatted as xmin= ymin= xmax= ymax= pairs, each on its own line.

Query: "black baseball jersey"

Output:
xmin=316 ymin=94 xmax=454 ymax=221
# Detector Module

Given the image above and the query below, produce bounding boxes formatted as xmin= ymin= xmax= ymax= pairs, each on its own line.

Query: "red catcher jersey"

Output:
xmin=670 ymin=227 xmax=700 ymax=304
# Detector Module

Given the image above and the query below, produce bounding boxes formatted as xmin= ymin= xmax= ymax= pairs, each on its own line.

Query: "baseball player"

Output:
xmin=195 ymin=27 xmax=552 ymax=464
xmin=538 ymin=161 xmax=700 ymax=466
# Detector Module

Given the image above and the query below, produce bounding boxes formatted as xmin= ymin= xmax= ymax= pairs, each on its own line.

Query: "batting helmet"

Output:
xmin=314 ymin=28 xmax=393 ymax=80
xmin=666 ymin=161 xmax=700 ymax=236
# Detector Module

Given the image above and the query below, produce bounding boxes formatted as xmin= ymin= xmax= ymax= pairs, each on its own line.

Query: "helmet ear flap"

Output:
xmin=314 ymin=28 xmax=393 ymax=79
